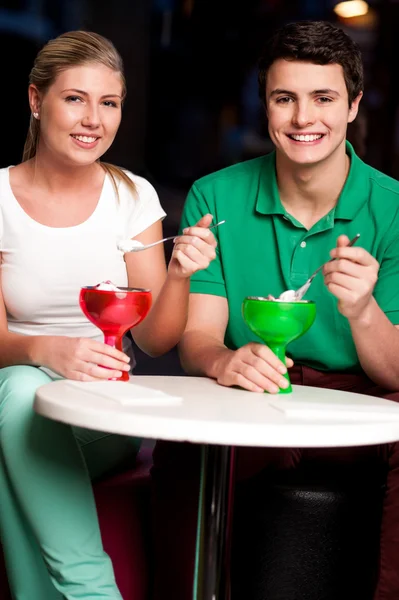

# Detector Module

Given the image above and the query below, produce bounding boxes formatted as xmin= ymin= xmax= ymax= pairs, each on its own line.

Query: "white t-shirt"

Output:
xmin=0 ymin=167 xmax=166 ymax=344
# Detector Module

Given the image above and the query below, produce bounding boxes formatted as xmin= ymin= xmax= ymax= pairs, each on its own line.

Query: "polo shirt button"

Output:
xmin=300 ymin=241 xmax=307 ymax=248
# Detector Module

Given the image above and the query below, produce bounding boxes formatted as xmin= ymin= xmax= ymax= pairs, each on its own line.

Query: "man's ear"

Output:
xmin=348 ymin=91 xmax=363 ymax=124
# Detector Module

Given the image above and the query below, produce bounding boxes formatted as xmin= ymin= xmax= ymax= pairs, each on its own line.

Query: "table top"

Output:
xmin=34 ymin=375 xmax=399 ymax=448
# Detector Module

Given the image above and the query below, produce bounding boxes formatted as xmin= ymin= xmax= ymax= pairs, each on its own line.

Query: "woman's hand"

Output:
xmin=168 ymin=213 xmax=217 ymax=279
xmin=38 ymin=336 xmax=131 ymax=381
xmin=323 ymin=235 xmax=379 ymax=321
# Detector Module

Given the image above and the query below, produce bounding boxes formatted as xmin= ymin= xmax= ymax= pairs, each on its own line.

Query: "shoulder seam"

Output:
xmin=368 ymin=173 xmax=399 ymax=197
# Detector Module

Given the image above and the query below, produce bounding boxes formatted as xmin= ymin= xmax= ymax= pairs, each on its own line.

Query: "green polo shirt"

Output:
xmin=180 ymin=142 xmax=399 ymax=372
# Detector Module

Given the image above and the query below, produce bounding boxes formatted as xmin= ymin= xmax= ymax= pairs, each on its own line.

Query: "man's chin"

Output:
xmin=280 ymin=147 xmax=332 ymax=168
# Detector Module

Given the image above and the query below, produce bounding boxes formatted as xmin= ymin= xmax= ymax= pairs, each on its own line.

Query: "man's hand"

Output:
xmin=214 ymin=343 xmax=294 ymax=393
xmin=323 ymin=235 xmax=379 ymax=320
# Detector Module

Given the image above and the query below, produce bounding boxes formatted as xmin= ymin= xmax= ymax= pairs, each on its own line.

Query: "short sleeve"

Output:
xmin=374 ymin=233 xmax=399 ymax=325
xmin=180 ymin=182 xmax=227 ymax=298
xmin=118 ymin=172 xmax=166 ymax=239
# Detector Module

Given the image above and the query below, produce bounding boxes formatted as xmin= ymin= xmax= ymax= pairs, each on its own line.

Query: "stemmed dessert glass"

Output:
xmin=79 ymin=286 xmax=152 ymax=381
xmin=242 ymin=296 xmax=316 ymax=393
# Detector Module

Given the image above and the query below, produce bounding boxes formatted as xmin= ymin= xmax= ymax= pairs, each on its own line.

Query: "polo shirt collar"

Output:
xmin=255 ymin=141 xmax=369 ymax=221
xmin=256 ymin=151 xmax=285 ymax=216
xmin=334 ymin=141 xmax=370 ymax=220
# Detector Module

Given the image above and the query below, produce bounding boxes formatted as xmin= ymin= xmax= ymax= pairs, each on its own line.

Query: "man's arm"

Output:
xmin=350 ymin=299 xmax=399 ymax=389
xmin=178 ymin=294 xmax=293 ymax=393
xmin=324 ymin=235 xmax=399 ymax=390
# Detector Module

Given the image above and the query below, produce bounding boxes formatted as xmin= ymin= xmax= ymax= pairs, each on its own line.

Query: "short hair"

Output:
xmin=258 ymin=21 xmax=364 ymax=107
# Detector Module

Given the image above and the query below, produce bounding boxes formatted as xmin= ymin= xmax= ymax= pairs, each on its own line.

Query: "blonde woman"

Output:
xmin=0 ymin=31 xmax=216 ymax=599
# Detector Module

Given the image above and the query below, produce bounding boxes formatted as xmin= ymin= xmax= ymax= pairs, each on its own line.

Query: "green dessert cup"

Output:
xmin=242 ymin=296 xmax=316 ymax=394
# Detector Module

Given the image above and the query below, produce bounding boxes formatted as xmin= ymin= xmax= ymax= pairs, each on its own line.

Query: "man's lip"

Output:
xmin=286 ymin=133 xmax=326 ymax=137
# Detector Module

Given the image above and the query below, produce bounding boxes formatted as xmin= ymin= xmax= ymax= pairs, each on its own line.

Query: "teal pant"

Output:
xmin=0 ymin=365 xmax=141 ymax=599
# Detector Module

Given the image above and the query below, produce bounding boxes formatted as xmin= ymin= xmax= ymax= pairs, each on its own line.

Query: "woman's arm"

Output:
xmin=125 ymin=215 xmax=217 ymax=356
xmin=0 ymin=278 xmax=130 ymax=380
xmin=0 ymin=282 xmax=43 ymax=367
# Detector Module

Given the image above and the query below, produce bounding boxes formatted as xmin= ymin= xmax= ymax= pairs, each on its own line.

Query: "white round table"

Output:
xmin=34 ymin=375 xmax=399 ymax=600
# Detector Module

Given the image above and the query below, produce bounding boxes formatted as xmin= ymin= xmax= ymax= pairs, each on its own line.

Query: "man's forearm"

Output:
xmin=178 ymin=330 xmax=233 ymax=378
xmin=350 ymin=297 xmax=399 ymax=390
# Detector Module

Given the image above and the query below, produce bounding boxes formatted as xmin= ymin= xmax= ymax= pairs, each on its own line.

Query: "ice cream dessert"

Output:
xmin=277 ymin=289 xmax=297 ymax=302
xmin=95 ymin=280 xmax=122 ymax=291
xmin=117 ymin=239 xmax=144 ymax=252
xmin=266 ymin=290 xmax=307 ymax=302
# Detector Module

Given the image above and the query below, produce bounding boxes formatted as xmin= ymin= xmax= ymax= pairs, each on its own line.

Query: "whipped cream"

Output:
xmin=278 ymin=289 xmax=297 ymax=302
xmin=267 ymin=290 xmax=303 ymax=303
xmin=118 ymin=239 xmax=144 ymax=252
xmin=95 ymin=280 xmax=121 ymax=291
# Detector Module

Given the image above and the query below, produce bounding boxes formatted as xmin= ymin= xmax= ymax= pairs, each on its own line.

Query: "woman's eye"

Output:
xmin=103 ymin=100 xmax=118 ymax=108
xmin=65 ymin=95 xmax=82 ymax=103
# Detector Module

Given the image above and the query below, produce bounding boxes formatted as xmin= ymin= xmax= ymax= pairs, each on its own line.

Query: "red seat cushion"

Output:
xmin=95 ymin=447 xmax=153 ymax=600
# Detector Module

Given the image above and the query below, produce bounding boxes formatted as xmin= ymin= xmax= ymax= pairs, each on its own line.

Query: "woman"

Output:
xmin=0 ymin=30 xmax=217 ymax=599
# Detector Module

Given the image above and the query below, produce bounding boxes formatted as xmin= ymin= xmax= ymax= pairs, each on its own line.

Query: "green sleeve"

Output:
xmin=180 ymin=183 xmax=227 ymax=298
xmin=374 ymin=233 xmax=399 ymax=325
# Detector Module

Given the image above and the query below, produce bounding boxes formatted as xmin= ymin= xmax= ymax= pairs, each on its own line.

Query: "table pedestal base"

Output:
xmin=193 ymin=445 xmax=236 ymax=600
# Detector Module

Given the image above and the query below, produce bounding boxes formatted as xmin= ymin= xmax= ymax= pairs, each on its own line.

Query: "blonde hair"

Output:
xmin=23 ymin=30 xmax=136 ymax=197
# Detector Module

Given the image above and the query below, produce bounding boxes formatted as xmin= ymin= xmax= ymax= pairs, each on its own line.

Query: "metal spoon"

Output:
xmin=291 ymin=233 xmax=361 ymax=301
xmin=118 ymin=219 xmax=226 ymax=253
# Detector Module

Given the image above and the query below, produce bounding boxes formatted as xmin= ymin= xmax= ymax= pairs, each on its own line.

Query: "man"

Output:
xmin=152 ymin=21 xmax=399 ymax=600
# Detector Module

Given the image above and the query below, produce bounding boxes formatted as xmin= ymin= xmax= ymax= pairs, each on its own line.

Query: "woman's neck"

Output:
xmin=25 ymin=149 xmax=102 ymax=196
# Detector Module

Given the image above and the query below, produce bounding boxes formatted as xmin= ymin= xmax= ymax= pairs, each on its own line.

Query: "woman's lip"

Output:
xmin=70 ymin=135 xmax=101 ymax=149
xmin=70 ymin=134 xmax=101 ymax=140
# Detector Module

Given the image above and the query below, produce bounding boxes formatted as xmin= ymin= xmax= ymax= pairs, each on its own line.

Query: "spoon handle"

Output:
xmin=157 ymin=219 xmax=225 ymax=246
xmin=309 ymin=233 xmax=360 ymax=281
xmin=295 ymin=233 xmax=360 ymax=299
xmin=165 ymin=219 xmax=226 ymax=244
xmin=128 ymin=219 xmax=226 ymax=252
xmin=159 ymin=220 xmax=226 ymax=248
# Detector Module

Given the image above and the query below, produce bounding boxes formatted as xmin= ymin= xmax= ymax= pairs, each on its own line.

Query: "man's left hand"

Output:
xmin=323 ymin=235 xmax=379 ymax=320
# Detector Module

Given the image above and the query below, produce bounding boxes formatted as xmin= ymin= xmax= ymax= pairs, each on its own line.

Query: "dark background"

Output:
xmin=1 ymin=0 xmax=398 ymax=373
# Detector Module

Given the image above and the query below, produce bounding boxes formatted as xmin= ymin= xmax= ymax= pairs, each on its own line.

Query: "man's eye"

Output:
xmin=276 ymin=97 xmax=293 ymax=104
xmin=317 ymin=97 xmax=332 ymax=103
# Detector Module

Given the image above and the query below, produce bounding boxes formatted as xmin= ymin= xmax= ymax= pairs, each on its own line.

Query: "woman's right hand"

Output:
xmin=214 ymin=343 xmax=293 ymax=393
xmin=37 ymin=336 xmax=131 ymax=381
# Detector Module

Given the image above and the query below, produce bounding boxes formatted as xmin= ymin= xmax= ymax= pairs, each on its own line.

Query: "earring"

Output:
xmin=33 ymin=112 xmax=39 ymax=119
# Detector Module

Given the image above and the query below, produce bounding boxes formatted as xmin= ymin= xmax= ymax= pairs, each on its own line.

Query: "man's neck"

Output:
xmin=276 ymin=141 xmax=350 ymax=230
